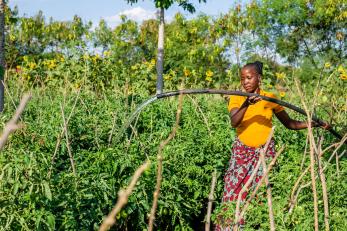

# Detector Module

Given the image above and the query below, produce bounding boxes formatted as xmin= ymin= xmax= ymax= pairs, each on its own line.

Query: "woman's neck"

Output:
xmin=252 ymin=88 xmax=261 ymax=94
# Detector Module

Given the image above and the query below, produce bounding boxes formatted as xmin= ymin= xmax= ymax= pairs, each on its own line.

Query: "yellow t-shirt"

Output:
xmin=228 ymin=90 xmax=284 ymax=148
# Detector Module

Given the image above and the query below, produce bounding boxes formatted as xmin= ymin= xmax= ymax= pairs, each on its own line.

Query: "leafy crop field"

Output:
xmin=0 ymin=1 xmax=346 ymax=230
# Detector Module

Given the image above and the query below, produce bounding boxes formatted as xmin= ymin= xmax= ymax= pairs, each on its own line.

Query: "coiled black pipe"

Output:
xmin=156 ymin=89 xmax=345 ymax=144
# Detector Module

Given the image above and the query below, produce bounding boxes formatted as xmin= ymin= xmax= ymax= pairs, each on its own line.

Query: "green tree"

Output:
xmin=246 ymin=0 xmax=347 ymax=66
xmin=126 ymin=0 xmax=206 ymax=93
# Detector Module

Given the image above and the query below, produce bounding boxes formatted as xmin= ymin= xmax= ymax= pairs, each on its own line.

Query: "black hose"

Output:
xmin=156 ymin=89 xmax=345 ymax=144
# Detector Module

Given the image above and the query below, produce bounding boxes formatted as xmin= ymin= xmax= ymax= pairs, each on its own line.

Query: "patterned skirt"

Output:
xmin=215 ymin=137 xmax=276 ymax=230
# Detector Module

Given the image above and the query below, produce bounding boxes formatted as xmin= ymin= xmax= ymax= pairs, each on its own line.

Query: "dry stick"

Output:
xmin=260 ymin=147 xmax=277 ymax=231
xmin=99 ymin=161 xmax=150 ymax=231
xmin=335 ymin=151 xmax=340 ymax=177
xmin=295 ymin=79 xmax=318 ymax=231
xmin=128 ymin=123 xmax=150 ymax=160
xmin=188 ymin=95 xmax=212 ymax=136
xmin=300 ymin=134 xmax=309 ymax=171
xmin=60 ymin=104 xmax=76 ymax=176
xmin=322 ymin=142 xmax=343 ymax=158
xmin=233 ymin=127 xmax=275 ymax=231
xmin=126 ymin=114 xmax=140 ymax=151
xmin=233 ymin=159 xmax=262 ymax=230
xmin=148 ymin=94 xmax=184 ymax=231
xmin=2 ymin=80 xmax=17 ymax=109
xmin=239 ymin=146 xmax=285 ymax=220
xmin=47 ymin=89 xmax=81 ymax=178
xmin=288 ymin=166 xmax=310 ymax=214
xmin=289 ymin=151 xmax=346 ymax=219
xmin=0 ymin=93 xmax=31 ymax=150
xmin=288 ymin=148 xmax=346 ymax=214
xmin=317 ymin=140 xmax=330 ymax=231
xmin=308 ymin=123 xmax=319 ymax=231
xmin=205 ymin=169 xmax=217 ymax=231
xmin=327 ymin=135 xmax=347 ymax=163
xmin=288 ymin=135 xmax=347 ymax=213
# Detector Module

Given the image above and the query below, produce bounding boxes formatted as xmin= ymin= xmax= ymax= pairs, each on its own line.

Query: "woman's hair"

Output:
xmin=242 ymin=61 xmax=263 ymax=75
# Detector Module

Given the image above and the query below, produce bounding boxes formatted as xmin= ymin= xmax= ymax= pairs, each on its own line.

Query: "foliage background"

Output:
xmin=0 ymin=0 xmax=346 ymax=230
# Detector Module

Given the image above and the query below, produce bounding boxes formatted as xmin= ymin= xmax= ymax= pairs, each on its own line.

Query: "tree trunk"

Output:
xmin=0 ymin=0 xmax=5 ymax=112
xmin=156 ymin=8 xmax=164 ymax=94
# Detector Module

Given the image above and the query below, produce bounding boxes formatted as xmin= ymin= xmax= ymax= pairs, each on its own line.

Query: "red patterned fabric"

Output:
xmin=215 ymin=137 xmax=276 ymax=230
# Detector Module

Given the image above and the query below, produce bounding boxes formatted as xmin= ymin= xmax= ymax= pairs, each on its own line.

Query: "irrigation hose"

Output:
xmin=156 ymin=89 xmax=346 ymax=144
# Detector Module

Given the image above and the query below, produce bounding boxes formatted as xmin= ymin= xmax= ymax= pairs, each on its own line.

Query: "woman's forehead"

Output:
xmin=241 ymin=66 xmax=258 ymax=75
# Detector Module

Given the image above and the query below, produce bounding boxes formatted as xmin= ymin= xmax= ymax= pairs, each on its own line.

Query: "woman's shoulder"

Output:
xmin=261 ymin=90 xmax=279 ymax=98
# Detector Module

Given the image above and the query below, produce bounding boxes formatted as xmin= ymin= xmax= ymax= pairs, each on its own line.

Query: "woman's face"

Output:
xmin=240 ymin=66 xmax=261 ymax=93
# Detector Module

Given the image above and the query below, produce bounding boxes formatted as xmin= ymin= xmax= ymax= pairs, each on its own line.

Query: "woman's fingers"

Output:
xmin=321 ymin=122 xmax=331 ymax=130
xmin=247 ymin=96 xmax=262 ymax=104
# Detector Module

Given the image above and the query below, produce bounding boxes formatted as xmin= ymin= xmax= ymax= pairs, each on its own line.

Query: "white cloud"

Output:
xmin=103 ymin=7 xmax=156 ymax=28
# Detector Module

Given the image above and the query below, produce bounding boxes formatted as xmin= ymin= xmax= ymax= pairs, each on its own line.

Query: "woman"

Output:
xmin=216 ymin=61 xmax=329 ymax=230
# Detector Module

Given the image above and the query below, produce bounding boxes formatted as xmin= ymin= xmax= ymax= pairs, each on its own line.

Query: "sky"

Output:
xmin=9 ymin=0 xmax=239 ymax=27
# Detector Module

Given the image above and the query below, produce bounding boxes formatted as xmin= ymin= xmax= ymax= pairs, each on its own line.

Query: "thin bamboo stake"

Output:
xmin=188 ymin=95 xmax=212 ymax=136
xmin=60 ymin=104 xmax=76 ymax=176
xmin=148 ymin=93 xmax=184 ymax=231
xmin=2 ymin=80 xmax=17 ymax=109
xmin=0 ymin=93 xmax=31 ymax=150
xmin=316 ymin=140 xmax=330 ymax=231
xmin=99 ymin=161 xmax=150 ymax=231
xmin=48 ymin=89 xmax=81 ymax=178
xmin=288 ymin=134 xmax=347 ymax=213
xmin=239 ymin=146 xmax=284 ymax=219
xmin=205 ymin=169 xmax=217 ymax=231
xmin=288 ymin=166 xmax=309 ymax=213
xmin=300 ymin=134 xmax=309 ymax=170
xmin=308 ymin=120 xmax=319 ymax=231
xmin=260 ymin=151 xmax=275 ymax=231
xmin=295 ymin=78 xmax=318 ymax=231
xmin=289 ymin=150 xmax=346 ymax=214
xmin=335 ymin=151 xmax=340 ymax=177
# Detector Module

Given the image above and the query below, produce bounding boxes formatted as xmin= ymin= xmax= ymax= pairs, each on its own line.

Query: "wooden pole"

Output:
xmin=156 ymin=8 xmax=164 ymax=94
xmin=0 ymin=0 xmax=5 ymax=112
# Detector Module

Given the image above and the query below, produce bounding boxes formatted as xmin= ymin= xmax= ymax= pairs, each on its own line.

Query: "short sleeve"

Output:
xmin=270 ymin=93 xmax=285 ymax=114
xmin=228 ymin=95 xmax=243 ymax=112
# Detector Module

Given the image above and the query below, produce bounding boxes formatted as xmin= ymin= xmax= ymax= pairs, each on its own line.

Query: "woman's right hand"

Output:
xmin=246 ymin=96 xmax=262 ymax=105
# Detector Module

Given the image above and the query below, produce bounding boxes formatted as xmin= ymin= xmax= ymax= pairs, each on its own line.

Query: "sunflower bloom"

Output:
xmin=206 ymin=70 xmax=213 ymax=78
xmin=337 ymin=65 xmax=345 ymax=73
xmin=184 ymin=68 xmax=190 ymax=77
xmin=324 ymin=62 xmax=331 ymax=69
xmin=275 ymin=72 xmax=286 ymax=79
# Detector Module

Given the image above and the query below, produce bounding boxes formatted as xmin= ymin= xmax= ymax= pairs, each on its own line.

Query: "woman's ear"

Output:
xmin=257 ymin=75 xmax=261 ymax=82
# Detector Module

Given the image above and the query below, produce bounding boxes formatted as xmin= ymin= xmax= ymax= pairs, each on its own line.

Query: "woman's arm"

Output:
xmin=275 ymin=110 xmax=330 ymax=130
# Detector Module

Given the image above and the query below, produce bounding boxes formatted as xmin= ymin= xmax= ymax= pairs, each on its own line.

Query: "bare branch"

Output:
xmin=260 ymin=146 xmax=278 ymax=231
xmin=295 ymin=78 xmax=318 ymax=231
xmin=148 ymin=94 xmax=184 ymax=231
xmin=239 ymin=146 xmax=285 ymax=219
xmin=205 ymin=169 xmax=217 ymax=231
xmin=99 ymin=161 xmax=150 ymax=231
xmin=47 ymin=89 xmax=81 ymax=178
xmin=188 ymin=95 xmax=211 ymax=136
xmin=0 ymin=93 xmax=31 ymax=150
xmin=60 ymin=104 xmax=76 ymax=176
xmin=316 ymin=140 xmax=330 ymax=231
